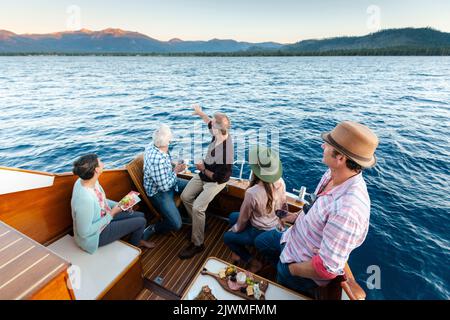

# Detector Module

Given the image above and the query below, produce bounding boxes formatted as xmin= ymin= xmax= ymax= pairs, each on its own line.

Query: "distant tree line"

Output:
xmin=1 ymin=46 xmax=449 ymax=57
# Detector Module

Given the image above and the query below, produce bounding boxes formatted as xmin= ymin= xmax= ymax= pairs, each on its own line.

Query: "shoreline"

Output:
xmin=1 ymin=49 xmax=450 ymax=57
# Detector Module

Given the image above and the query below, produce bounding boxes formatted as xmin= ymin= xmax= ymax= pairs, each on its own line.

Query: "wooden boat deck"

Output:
xmin=136 ymin=288 xmax=163 ymax=300
xmin=0 ymin=221 xmax=70 ymax=300
xmin=138 ymin=215 xmax=233 ymax=300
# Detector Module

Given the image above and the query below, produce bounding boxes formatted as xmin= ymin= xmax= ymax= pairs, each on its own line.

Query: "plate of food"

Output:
xmin=119 ymin=191 xmax=141 ymax=211
xmin=201 ymin=265 xmax=268 ymax=300
xmin=194 ymin=285 xmax=217 ymax=300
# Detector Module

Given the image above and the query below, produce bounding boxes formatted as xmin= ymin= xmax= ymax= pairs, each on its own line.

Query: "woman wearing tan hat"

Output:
xmin=255 ymin=121 xmax=379 ymax=296
xmin=223 ymin=146 xmax=287 ymax=272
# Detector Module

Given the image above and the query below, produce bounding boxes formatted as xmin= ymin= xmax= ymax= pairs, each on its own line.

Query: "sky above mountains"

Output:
xmin=1 ymin=0 xmax=450 ymax=43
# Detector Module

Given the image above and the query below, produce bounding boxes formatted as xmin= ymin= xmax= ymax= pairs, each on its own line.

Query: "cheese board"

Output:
xmin=200 ymin=266 xmax=269 ymax=300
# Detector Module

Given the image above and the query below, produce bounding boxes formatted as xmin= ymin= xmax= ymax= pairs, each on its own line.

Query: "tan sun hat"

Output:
xmin=321 ymin=121 xmax=379 ymax=168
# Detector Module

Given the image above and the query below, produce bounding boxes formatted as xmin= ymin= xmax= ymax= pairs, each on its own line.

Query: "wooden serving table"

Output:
xmin=182 ymin=257 xmax=310 ymax=300
xmin=0 ymin=221 xmax=73 ymax=300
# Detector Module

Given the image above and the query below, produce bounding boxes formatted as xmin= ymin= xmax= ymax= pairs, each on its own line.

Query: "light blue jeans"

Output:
xmin=149 ymin=178 xmax=189 ymax=234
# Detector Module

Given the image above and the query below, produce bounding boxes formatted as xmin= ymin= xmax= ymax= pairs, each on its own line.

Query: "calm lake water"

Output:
xmin=0 ymin=56 xmax=449 ymax=300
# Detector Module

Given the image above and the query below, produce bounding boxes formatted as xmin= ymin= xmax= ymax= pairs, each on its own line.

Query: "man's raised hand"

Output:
xmin=192 ymin=104 xmax=202 ymax=116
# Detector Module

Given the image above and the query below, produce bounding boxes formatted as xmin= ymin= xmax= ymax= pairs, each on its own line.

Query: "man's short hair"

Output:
xmin=213 ymin=112 xmax=231 ymax=135
xmin=332 ymin=149 xmax=363 ymax=172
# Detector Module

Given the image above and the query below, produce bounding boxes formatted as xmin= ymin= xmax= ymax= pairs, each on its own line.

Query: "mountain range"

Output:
xmin=0 ymin=28 xmax=282 ymax=53
xmin=0 ymin=27 xmax=449 ymax=54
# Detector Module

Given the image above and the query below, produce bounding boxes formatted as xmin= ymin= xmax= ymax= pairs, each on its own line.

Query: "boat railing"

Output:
xmin=231 ymin=161 xmax=314 ymax=205
xmin=291 ymin=186 xmax=313 ymax=206
xmin=232 ymin=160 xmax=252 ymax=181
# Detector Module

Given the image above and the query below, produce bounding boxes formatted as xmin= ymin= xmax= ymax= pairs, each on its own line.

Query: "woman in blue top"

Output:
xmin=71 ymin=154 xmax=155 ymax=254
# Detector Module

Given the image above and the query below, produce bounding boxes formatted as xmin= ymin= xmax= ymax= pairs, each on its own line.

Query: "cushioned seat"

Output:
xmin=48 ymin=235 xmax=141 ymax=300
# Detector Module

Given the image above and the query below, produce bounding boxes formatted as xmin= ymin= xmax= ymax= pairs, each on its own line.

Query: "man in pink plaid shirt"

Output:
xmin=255 ymin=121 xmax=379 ymax=296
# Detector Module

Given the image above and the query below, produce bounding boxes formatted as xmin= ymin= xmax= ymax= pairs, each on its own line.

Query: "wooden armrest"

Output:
xmin=177 ymin=172 xmax=194 ymax=180
xmin=334 ymin=263 xmax=366 ymax=300
xmin=341 ymin=278 xmax=366 ymax=300
xmin=340 ymin=263 xmax=366 ymax=300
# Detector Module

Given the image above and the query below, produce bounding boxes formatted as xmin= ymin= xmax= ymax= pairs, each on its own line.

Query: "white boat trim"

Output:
xmin=0 ymin=168 xmax=55 ymax=195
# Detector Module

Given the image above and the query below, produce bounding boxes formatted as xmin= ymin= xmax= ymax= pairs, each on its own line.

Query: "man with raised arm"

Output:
xmin=179 ymin=105 xmax=234 ymax=259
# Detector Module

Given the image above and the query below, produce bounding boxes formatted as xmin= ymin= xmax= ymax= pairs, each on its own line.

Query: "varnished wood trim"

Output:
xmin=43 ymin=227 xmax=73 ymax=247
xmin=30 ymin=271 xmax=73 ymax=300
xmin=0 ymin=221 xmax=71 ymax=300
xmin=136 ymin=288 xmax=152 ymax=300
xmin=0 ymin=169 xmax=133 ymax=245
xmin=101 ymin=261 xmax=143 ymax=300
xmin=16 ymin=263 xmax=67 ymax=300
xmin=143 ymin=278 xmax=180 ymax=300
xmin=341 ymin=264 xmax=366 ymax=300
xmin=54 ymin=168 xmax=128 ymax=177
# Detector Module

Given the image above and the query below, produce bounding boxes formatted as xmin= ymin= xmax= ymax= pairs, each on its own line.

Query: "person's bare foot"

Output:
xmin=231 ymin=252 xmax=241 ymax=264
xmin=139 ymin=240 xmax=156 ymax=249
xmin=248 ymin=259 xmax=263 ymax=274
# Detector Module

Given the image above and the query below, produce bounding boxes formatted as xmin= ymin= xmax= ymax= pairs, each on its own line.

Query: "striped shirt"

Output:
xmin=280 ymin=169 xmax=370 ymax=286
xmin=143 ymin=144 xmax=177 ymax=197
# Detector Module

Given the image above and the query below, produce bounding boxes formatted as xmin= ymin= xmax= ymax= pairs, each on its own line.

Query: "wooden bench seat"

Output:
xmin=47 ymin=235 xmax=143 ymax=300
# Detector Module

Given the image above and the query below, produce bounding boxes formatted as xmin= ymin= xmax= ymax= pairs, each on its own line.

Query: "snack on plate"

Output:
xmin=219 ymin=269 xmax=226 ymax=279
xmin=246 ymin=277 xmax=255 ymax=286
xmin=253 ymin=284 xmax=262 ymax=300
xmin=119 ymin=191 xmax=141 ymax=211
xmin=225 ymin=265 xmax=237 ymax=277
xmin=227 ymin=278 xmax=242 ymax=291
xmin=246 ymin=285 xmax=254 ymax=296
xmin=195 ymin=286 xmax=217 ymax=300
xmin=259 ymin=280 xmax=269 ymax=292
xmin=236 ymin=272 xmax=247 ymax=285
xmin=215 ymin=264 xmax=267 ymax=299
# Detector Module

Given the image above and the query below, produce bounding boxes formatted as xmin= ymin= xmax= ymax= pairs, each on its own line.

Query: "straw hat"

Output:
xmin=249 ymin=146 xmax=283 ymax=183
xmin=321 ymin=121 xmax=379 ymax=168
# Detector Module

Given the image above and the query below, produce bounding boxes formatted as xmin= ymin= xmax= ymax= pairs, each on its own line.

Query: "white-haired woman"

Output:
xmin=142 ymin=124 xmax=188 ymax=239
